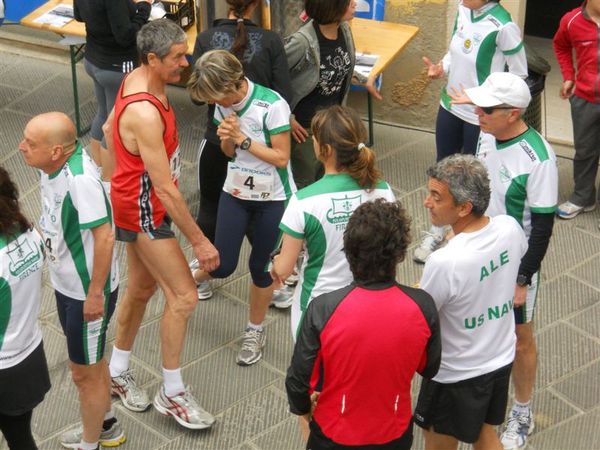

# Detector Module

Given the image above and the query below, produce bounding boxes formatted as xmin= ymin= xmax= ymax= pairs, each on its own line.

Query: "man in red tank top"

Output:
xmin=104 ymin=19 xmax=219 ymax=430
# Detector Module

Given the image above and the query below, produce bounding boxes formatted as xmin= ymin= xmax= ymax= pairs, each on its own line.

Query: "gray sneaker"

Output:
xmin=153 ymin=385 xmax=215 ymax=430
xmin=236 ymin=327 xmax=266 ymax=366
xmin=189 ymin=259 xmax=213 ymax=300
xmin=60 ymin=418 xmax=126 ymax=448
xmin=111 ymin=369 xmax=150 ymax=412
xmin=413 ymin=228 xmax=446 ymax=263
xmin=270 ymin=285 xmax=294 ymax=309
xmin=500 ymin=409 xmax=535 ymax=449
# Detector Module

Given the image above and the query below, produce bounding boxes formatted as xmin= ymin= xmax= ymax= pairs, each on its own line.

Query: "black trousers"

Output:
xmin=0 ymin=410 xmax=37 ymax=450
xmin=195 ymin=138 xmax=229 ymax=244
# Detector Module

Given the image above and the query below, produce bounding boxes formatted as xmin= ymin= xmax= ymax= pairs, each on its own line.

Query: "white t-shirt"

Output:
xmin=215 ymin=79 xmax=296 ymax=201
xmin=279 ymin=173 xmax=395 ymax=337
xmin=477 ymin=128 xmax=558 ymax=237
xmin=39 ymin=144 xmax=119 ymax=300
xmin=441 ymin=2 xmax=527 ymax=125
xmin=420 ymin=215 xmax=527 ymax=383
xmin=0 ymin=228 xmax=44 ymax=368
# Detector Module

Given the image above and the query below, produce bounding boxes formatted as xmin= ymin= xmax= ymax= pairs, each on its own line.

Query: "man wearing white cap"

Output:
xmin=458 ymin=72 xmax=558 ymax=450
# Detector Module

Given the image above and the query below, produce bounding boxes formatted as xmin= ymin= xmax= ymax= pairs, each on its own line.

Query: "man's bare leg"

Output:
xmin=423 ymin=428 xmax=459 ymax=450
xmin=113 ymin=242 xmax=157 ymax=354
xmin=131 ymin=235 xmax=197 ymax=371
xmin=108 ymin=242 xmax=157 ymax=412
xmin=474 ymin=424 xmax=503 ymax=450
xmin=71 ymin=359 xmax=111 ymax=445
xmin=513 ymin=322 xmax=537 ymax=405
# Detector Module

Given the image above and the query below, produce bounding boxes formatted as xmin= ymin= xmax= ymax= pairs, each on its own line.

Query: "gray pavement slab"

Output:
xmin=1 ymin=45 xmax=600 ymax=450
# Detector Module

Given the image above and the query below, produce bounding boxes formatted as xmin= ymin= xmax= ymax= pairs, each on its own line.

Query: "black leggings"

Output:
xmin=0 ymin=410 xmax=37 ymax=450
xmin=195 ymin=138 xmax=229 ymax=243
xmin=435 ymin=105 xmax=481 ymax=162
xmin=210 ymin=192 xmax=284 ymax=287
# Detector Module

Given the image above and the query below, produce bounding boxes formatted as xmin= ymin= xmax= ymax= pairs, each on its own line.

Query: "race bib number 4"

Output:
xmin=225 ymin=164 xmax=274 ymax=200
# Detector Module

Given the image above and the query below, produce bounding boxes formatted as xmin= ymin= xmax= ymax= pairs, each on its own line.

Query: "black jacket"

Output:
xmin=74 ymin=0 xmax=150 ymax=72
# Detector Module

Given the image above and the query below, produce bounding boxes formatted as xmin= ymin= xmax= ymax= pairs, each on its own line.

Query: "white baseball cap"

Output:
xmin=465 ymin=72 xmax=531 ymax=109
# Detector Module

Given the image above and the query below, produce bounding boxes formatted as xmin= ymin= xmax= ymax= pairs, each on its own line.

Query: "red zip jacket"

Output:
xmin=286 ymin=282 xmax=441 ymax=447
xmin=553 ymin=1 xmax=600 ymax=103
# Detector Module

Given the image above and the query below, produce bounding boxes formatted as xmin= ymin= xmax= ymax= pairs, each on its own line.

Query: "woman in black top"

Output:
xmin=189 ymin=0 xmax=292 ymax=299
xmin=74 ymin=0 xmax=150 ymax=171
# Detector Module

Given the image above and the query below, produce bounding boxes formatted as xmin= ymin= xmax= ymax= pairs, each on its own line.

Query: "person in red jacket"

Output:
xmin=286 ymin=199 xmax=441 ymax=450
xmin=553 ymin=0 xmax=600 ymax=225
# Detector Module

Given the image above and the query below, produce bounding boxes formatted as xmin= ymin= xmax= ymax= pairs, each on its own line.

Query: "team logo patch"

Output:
xmin=326 ymin=194 xmax=362 ymax=230
xmin=499 ymin=164 xmax=512 ymax=183
xmin=7 ymin=236 xmax=42 ymax=278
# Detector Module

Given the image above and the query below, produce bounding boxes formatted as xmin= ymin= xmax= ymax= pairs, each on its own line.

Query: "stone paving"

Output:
xmin=1 ymin=45 xmax=600 ymax=450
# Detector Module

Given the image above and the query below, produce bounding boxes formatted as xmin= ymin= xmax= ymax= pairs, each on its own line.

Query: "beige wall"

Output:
xmin=346 ymin=0 xmax=528 ymax=130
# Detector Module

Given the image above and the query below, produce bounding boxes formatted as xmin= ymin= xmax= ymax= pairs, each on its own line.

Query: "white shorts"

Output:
xmin=515 ymin=272 xmax=539 ymax=324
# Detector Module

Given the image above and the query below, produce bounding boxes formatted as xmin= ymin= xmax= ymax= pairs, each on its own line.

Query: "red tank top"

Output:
xmin=111 ymin=77 xmax=181 ymax=233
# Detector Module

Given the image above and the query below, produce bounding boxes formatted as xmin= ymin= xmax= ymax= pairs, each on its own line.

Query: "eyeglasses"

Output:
xmin=479 ymin=106 xmax=515 ymax=115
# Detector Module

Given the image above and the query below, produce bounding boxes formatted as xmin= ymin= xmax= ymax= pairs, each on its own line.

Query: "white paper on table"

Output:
xmin=33 ymin=4 xmax=74 ymax=27
xmin=355 ymin=52 xmax=380 ymax=78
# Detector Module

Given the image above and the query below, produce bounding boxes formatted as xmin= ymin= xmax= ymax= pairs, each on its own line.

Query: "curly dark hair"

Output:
xmin=0 ymin=166 xmax=31 ymax=238
xmin=343 ymin=199 xmax=412 ymax=283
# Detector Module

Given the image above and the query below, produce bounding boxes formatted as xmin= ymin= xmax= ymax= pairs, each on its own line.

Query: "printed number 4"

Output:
xmin=244 ymin=176 xmax=255 ymax=190
xmin=44 ymin=238 xmax=52 ymax=254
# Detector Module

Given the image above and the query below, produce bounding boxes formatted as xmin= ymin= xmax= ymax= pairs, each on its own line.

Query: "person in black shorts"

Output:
xmin=415 ymin=155 xmax=528 ymax=450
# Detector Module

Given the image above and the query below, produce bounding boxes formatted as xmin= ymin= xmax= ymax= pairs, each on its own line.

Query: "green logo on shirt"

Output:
xmin=326 ymin=194 xmax=362 ymax=230
xmin=7 ymin=237 xmax=41 ymax=278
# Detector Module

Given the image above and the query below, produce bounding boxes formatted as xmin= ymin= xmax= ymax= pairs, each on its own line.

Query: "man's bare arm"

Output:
xmin=84 ymin=222 xmax=114 ymax=321
xmin=123 ymin=102 xmax=219 ymax=270
xmin=101 ymin=108 xmax=116 ymax=183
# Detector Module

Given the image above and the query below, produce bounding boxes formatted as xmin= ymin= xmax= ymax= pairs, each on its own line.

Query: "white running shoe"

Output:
xmin=188 ymin=258 xmax=213 ymax=300
xmin=153 ymin=385 xmax=215 ymax=430
xmin=270 ymin=285 xmax=294 ymax=309
xmin=60 ymin=418 xmax=126 ymax=448
xmin=111 ymin=368 xmax=150 ymax=412
xmin=413 ymin=228 xmax=446 ymax=263
xmin=556 ymin=200 xmax=596 ymax=219
xmin=236 ymin=327 xmax=266 ymax=366
xmin=500 ymin=409 xmax=535 ymax=450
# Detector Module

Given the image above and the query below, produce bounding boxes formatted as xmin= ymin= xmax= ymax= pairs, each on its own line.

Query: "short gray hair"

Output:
xmin=187 ymin=50 xmax=244 ymax=103
xmin=137 ymin=19 xmax=187 ymax=65
xmin=426 ymin=154 xmax=490 ymax=216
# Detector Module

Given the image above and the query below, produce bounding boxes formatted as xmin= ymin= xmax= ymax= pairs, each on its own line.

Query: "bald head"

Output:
xmin=29 ymin=112 xmax=76 ymax=147
xmin=19 ymin=112 xmax=78 ymax=174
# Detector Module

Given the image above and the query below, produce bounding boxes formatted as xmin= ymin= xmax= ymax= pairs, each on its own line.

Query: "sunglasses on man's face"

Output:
xmin=479 ymin=106 xmax=515 ymax=115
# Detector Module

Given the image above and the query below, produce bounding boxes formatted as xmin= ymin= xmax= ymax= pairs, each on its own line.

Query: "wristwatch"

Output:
xmin=239 ymin=137 xmax=252 ymax=150
xmin=516 ymin=274 xmax=530 ymax=287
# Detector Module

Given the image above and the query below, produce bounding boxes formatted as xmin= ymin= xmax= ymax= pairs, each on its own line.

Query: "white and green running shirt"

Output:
xmin=39 ymin=144 xmax=119 ymax=300
xmin=477 ymin=128 xmax=558 ymax=237
xmin=441 ymin=2 xmax=527 ymax=125
xmin=215 ymin=78 xmax=296 ymax=202
xmin=0 ymin=228 xmax=44 ymax=369
xmin=279 ymin=173 xmax=395 ymax=337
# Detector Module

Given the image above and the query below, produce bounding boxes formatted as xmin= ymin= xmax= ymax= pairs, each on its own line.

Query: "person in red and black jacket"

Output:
xmin=553 ymin=0 xmax=600 ymax=223
xmin=286 ymin=199 xmax=441 ymax=450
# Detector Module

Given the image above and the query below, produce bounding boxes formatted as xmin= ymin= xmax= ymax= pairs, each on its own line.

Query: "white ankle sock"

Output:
xmin=79 ymin=441 xmax=98 ymax=450
xmin=247 ymin=322 xmax=263 ymax=332
xmin=109 ymin=347 xmax=131 ymax=378
xmin=512 ymin=400 xmax=531 ymax=416
xmin=162 ymin=367 xmax=185 ymax=397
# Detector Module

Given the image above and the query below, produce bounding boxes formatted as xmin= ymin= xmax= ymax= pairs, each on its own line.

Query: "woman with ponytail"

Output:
xmin=190 ymin=0 xmax=292 ymax=299
xmin=270 ymin=105 xmax=395 ymax=338
xmin=0 ymin=167 xmax=50 ymax=449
